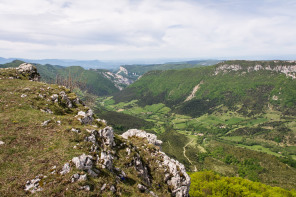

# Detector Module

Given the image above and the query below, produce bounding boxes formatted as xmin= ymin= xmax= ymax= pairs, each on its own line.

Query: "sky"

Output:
xmin=0 ymin=0 xmax=296 ymax=61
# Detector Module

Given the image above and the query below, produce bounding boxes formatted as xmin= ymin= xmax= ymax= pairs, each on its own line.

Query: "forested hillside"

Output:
xmin=96 ymin=60 xmax=296 ymax=190
xmin=121 ymin=60 xmax=221 ymax=78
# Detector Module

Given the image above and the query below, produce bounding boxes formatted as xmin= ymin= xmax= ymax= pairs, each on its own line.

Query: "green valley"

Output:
xmin=94 ymin=60 xmax=296 ymax=190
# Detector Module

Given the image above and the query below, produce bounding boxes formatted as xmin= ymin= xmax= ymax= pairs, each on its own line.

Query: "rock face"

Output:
xmin=214 ymin=61 xmax=296 ymax=79
xmin=161 ymin=153 xmax=191 ymax=197
xmin=121 ymin=129 xmax=163 ymax=146
xmin=16 ymin=63 xmax=40 ymax=81
xmin=121 ymin=129 xmax=190 ymax=196
xmin=101 ymin=67 xmax=134 ymax=90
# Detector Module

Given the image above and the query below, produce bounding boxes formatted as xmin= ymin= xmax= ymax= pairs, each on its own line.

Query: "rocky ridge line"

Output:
xmin=214 ymin=61 xmax=296 ymax=79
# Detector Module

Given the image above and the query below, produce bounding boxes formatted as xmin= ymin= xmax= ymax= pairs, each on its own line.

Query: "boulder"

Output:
xmin=16 ymin=63 xmax=40 ymax=81
xmin=72 ymin=154 xmax=93 ymax=170
xmin=121 ymin=129 xmax=162 ymax=146
xmin=76 ymin=109 xmax=94 ymax=125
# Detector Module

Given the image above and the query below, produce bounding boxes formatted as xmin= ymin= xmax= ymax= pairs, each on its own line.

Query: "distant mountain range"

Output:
xmin=0 ymin=57 xmax=221 ymax=70
xmin=0 ymin=57 xmax=116 ymax=69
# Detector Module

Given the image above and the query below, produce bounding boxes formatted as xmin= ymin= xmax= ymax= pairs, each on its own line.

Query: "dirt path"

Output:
xmin=183 ymin=139 xmax=197 ymax=171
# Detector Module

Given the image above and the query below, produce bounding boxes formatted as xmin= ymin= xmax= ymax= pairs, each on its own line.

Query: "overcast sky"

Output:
xmin=0 ymin=0 xmax=296 ymax=60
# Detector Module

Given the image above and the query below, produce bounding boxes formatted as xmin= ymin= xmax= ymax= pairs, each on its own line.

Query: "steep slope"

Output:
xmin=0 ymin=64 xmax=190 ymax=196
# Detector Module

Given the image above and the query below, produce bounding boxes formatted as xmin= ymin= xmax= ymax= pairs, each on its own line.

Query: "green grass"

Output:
xmin=236 ymin=144 xmax=283 ymax=157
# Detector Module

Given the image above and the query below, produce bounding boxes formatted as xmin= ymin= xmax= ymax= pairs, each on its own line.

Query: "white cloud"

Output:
xmin=0 ymin=0 xmax=296 ymax=60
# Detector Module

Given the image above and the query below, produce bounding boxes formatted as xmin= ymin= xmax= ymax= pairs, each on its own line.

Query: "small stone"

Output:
xmin=110 ymin=185 xmax=116 ymax=193
xmin=126 ymin=148 xmax=131 ymax=155
xmin=21 ymin=94 xmax=27 ymax=98
xmin=73 ymin=174 xmax=80 ymax=179
xmin=137 ymin=184 xmax=147 ymax=192
xmin=41 ymin=120 xmax=51 ymax=126
xmin=78 ymin=174 xmax=87 ymax=181
xmin=101 ymin=183 xmax=107 ymax=191
xmin=50 ymin=94 xmax=58 ymax=102
xmin=0 ymin=141 xmax=4 ymax=145
xmin=80 ymin=185 xmax=90 ymax=191
xmin=87 ymin=169 xmax=99 ymax=177
xmin=24 ymin=175 xmax=43 ymax=193
xmin=60 ymin=163 xmax=71 ymax=175
xmin=56 ymin=120 xmax=61 ymax=125
xmin=71 ymin=128 xmax=80 ymax=133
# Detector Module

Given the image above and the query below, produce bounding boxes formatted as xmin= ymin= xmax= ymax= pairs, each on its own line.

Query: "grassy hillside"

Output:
xmin=114 ymin=60 xmax=296 ymax=115
xmin=0 ymin=65 xmax=190 ymax=196
xmin=0 ymin=60 xmax=119 ymax=96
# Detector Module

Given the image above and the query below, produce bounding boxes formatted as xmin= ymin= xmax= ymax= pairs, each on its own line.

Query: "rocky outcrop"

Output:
xmin=101 ymin=67 xmax=134 ymax=90
xmin=72 ymin=154 xmax=94 ymax=171
xmin=14 ymin=65 xmax=190 ymax=196
xmin=59 ymin=91 xmax=73 ymax=108
xmin=132 ymin=153 xmax=151 ymax=185
xmin=122 ymin=129 xmax=191 ymax=197
xmin=121 ymin=129 xmax=163 ymax=146
xmin=161 ymin=153 xmax=191 ymax=197
xmin=16 ymin=63 xmax=40 ymax=81
xmin=76 ymin=109 xmax=94 ymax=124
xmin=214 ymin=61 xmax=296 ymax=79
